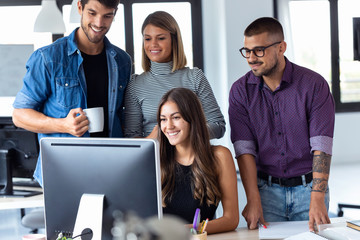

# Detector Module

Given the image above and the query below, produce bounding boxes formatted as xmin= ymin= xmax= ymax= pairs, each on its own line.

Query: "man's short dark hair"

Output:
xmin=80 ymin=0 xmax=120 ymax=10
xmin=244 ymin=17 xmax=284 ymax=40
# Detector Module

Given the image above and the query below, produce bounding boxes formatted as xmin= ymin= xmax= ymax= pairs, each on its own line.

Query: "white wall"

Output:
xmin=333 ymin=113 xmax=360 ymax=164
xmin=202 ymin=0 xmax=274 ymax=152
xmin=202 ymin=0 xmax=274 ymax=227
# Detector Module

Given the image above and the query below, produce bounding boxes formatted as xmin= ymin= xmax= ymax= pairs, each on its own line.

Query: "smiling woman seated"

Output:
xmin=157 ymin=87 xmax=239 ymax=234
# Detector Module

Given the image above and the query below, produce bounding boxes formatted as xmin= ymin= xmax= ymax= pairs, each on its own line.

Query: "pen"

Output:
xmin=198 ymin=220 xmax=205 ymax=233
xmin=258 ymin=222 xmax=267 ymax=229
xmin=192 ymin=208 xmax=201 ymax=231
xmin=201 ymin=218 xmax=209 ymax=233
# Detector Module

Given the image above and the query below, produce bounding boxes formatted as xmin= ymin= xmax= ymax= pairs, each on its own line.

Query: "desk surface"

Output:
xmin=208 ymin=218 xmax=351 ymax=240
xmin=208 ymin=228 xmax=260 ymax=240
xmin=0 ymin=186 xmax=44 ymax=210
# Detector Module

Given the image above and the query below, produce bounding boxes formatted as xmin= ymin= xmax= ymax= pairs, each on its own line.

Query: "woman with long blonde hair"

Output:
xmin=124 ymin=11 xmax=225 ymax=140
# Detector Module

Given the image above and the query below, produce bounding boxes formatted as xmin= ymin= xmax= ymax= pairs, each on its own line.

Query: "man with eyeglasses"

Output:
xmin=229 ymin=17 xmax=335 ymax=232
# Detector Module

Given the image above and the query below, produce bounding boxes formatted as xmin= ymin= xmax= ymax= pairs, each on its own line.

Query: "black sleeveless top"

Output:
xmin=163 ymin=164 xmax=218 ymax=223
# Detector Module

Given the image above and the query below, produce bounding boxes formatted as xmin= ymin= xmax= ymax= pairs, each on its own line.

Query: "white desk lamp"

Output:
xmin=34 ymin=0 xmax=66 ymax=34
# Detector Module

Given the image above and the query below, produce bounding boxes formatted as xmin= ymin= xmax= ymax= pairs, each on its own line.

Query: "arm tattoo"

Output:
xmin=312 ymin=152 xmax=331 ymax=193
xmin=311 ymin=177 xmax=328 ymax=192
xmin=312 ymin=152 xmax=331 ymax=174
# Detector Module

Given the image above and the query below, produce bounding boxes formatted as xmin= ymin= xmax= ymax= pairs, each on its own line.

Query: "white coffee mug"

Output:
xmin=22 ymin=233 xmax=46 ymax=240
xmin=83 ymin=107 xmax=104 ymax=133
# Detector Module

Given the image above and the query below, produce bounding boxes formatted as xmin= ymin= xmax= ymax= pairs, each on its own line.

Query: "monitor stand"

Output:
xmin=72 ymin=193 xmax=104 ymax=239
xmin=0 ymin=149 xmax=41 ymax=197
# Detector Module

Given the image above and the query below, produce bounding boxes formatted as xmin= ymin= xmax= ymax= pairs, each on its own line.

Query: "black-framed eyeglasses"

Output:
xmin=239 ymin=41 xmax=281 ymax=58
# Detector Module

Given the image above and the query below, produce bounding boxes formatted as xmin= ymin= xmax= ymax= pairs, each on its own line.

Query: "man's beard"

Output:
xmin=251 ymin=59 xmax=279 ymax=77
xmin=81 ymin=22 xmax=108 ymax=44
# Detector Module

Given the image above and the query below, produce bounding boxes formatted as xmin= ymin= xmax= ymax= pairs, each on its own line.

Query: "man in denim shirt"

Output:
xmin=12 ymin=0 xmax=132 ymax=186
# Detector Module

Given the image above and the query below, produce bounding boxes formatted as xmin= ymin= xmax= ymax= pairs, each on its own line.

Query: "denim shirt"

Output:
xmin=13 ymin=28 xmax=132 ymax=186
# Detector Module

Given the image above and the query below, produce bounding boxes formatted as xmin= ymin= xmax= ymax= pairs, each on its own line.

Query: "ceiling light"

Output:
xmin=34 ymin=0 xmax=66 ymax=34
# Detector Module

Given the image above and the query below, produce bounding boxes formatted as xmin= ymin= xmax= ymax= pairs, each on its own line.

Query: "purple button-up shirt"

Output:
xmin=229 ymin=58 xmax=335 ymax=178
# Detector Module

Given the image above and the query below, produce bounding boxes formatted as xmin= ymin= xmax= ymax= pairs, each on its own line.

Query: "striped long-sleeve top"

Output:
xmin=123 ymin=61 xmax=225 ymax=139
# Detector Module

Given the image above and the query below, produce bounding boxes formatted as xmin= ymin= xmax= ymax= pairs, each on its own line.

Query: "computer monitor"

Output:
xmin=41 ymin=137 xmax=162 ymax=240
xmin=0 ymin=117 xmax=41 ymax=197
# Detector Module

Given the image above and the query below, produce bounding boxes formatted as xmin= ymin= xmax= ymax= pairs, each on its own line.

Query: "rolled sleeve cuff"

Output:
xmin=310 ymin=136 xmax=333 ymax=155
xmin=13 ymin=92 xmax=39 ymax=109
xmin=233 ymin=140 xmax=257 ymax=158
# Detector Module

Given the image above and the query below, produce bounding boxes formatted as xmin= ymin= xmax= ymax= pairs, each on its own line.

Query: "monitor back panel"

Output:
xmin=41 ymin=137 xmax=162 ymax=240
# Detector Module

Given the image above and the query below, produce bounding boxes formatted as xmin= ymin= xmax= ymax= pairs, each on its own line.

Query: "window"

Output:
xmin=277 ymin=0 xmax=360 ymax=112
xmin=0 ymin=5 xmax=52 ymax=50
xmin=123 ymin=0 xmax=203 ymax=73
xmin=0 ymin=0 xmax=203 ymax=74
xmin=338 ymin=0 xmax=360 ymax=103
xmin=132 ymin=2 xmax=193 ymax=74
xmin=0 ymin=5 xmax=53 ymax=99
xmin=0 ymin=0 xmax=202 ymax=114
xmin=288 ymin=1 xmax=331 ymax=88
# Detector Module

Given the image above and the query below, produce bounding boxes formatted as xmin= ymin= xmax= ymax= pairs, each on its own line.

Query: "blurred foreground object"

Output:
xmin=112 ymin=211 xmax=191 ymax=240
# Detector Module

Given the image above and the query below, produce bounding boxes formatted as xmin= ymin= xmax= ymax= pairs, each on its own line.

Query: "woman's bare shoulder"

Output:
xmin=212 ymin=145 xmax=233 ymax=164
